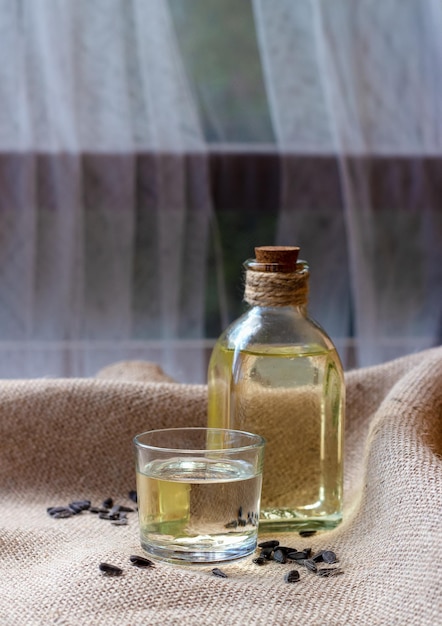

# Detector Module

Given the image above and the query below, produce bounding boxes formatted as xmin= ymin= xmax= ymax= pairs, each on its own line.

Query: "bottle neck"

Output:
xmin=243 ymin=260 xmax=309 ymax=308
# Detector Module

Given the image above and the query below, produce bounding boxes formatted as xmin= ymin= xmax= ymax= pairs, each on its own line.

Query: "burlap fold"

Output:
xmin=0 ymin=347 xmax=441 ymax=625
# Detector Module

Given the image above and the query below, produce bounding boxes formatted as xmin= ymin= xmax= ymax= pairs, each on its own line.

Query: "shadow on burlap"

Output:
xmin=0 ymin=348 xmax=441 ymax=625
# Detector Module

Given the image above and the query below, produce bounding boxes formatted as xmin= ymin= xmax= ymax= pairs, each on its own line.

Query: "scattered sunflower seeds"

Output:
xmin=226 ymin=506 xmax=257 ymax=528
xmin=284 ymin=569 xmax=300 ymax=583
xmin=99 ymin=563 xmax=123 ymax=576
xmin=47 ymin=495 xmax=135 ymax=527
xmin=211 ymin=568 xmax=228 ymax=579
xmin=254 ymin=538 xmax=342 ymax=581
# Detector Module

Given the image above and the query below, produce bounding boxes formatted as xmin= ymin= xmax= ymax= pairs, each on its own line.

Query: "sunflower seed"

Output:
xmin=260 ymin=547 xmax=274 ymax=560
xmin=287 ymin=550 xmax=310 ymax=561
xmin=47 ymin=506 xmax=72 ymax=517
xmin=69 ymin=500 xmax=91 ymax=511
xmin=303 ymin=559 xmax=318 ymax=573
xmin=258 ymin=540 xmax=280 ymax=549
xmin=99 ymin=563 xmax=123 ymax=576
xmin=312 ymin=549 xmax=337 ymax=564
xmin=111 ymin=518 xmax=128 ymax=526
xmin=322 ymin=550 xmax=337 ymax=564
xmin=317 ymin=567 xmax=343 ymax=577
xmin=109 ymin=505 xmax=121 ymax=516
xmin=275 ymin=546 xmax=295 ymax=555
xmin=284 ymin=570 xmax=300 ymax=583
xmin=109 ymin=504 xmax=134 ymax=514
xmin=211 ymin=568 xmax=228 ymax=578
xmin=52 ymin=509 xmax=73 ymax=519
xmin=299 ymin=530 xmax=317 ymax=537
xmin=129 ymin=555 xmax=155 ymax=568
xmin=89 ymin=507 xmax=109 ymax=514
xmin=128 ymin=490 xmax=137 ymax=503
xmin=312 ymin=551 xmax=325 ymax=563
xmin=273 ymin=549 xmax=287 ymax=564
xmin=252 ymin=556 xmax=266 ymax=566
xmin=98 ymin=512 xmax=119 ymax=520
xmin=119 ymin=505 xmax=135 ymax=513
xmin=102 ymin=498 xmax=113 ymax=509
xmin=68 ymin=503 xmax=83 ymax=515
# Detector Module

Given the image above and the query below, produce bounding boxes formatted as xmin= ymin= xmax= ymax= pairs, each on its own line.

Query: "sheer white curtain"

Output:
xmin=0 ymin=0 xmax=440 ymax=382
xmin=0 ymin=0 xmax=212 ymax=382
xmin=253 ymin=0 xmax=442 ymax=366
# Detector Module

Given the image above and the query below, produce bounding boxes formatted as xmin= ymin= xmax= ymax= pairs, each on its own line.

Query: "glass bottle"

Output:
xmin=207 ymin=246 xmax=344 ymax=532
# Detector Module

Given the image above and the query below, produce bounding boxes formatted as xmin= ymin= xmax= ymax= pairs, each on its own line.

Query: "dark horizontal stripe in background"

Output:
xmin=1 ymin=151 xmax=439 ymax=213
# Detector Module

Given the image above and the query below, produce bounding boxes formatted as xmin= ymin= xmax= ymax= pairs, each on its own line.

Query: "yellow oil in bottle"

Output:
xmin=208 ymin=342 xmax=344 ymax=532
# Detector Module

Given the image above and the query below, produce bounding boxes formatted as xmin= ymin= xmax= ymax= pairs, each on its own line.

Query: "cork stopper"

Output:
xmin=253 ymin=246 xmax=300 ymax=273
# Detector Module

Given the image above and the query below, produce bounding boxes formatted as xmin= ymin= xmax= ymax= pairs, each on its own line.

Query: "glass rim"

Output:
xmin=133 ymin=426 xmax=265 ymax=454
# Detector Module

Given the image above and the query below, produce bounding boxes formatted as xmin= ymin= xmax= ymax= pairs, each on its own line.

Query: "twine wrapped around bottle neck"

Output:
xmin=244 ymin=261 xmax=309 ymax=307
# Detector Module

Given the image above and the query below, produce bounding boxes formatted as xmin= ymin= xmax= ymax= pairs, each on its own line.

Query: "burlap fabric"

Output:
xmin=0 ymin=347 xmax=441 ymax=625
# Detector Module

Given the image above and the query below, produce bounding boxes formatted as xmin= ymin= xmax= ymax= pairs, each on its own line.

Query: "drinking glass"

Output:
xmin=134 ymin=427 xmax=265 ymax=563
